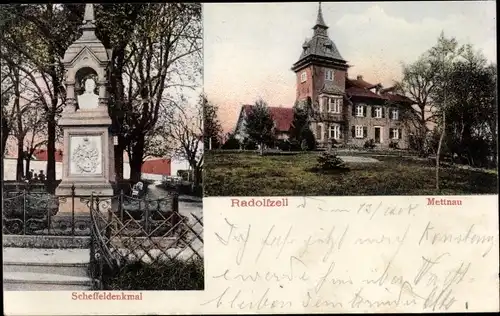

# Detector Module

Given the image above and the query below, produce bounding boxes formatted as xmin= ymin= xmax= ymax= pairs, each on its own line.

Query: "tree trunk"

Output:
xmin=435 ymin=111 xmax=446 ymax=192
xmin=46 ymin=111 xmax=57 ymax=190
xmin=16 ymin=139 xmax=24 ymax=181
xmin=24 ymin=155 xmax=32 ymax=179
xmin=114 ymin=138 xmax=125 ymax=182
xmin=259 ymin=142 xmax=264 ymax=155
xmin=129 ymin=135 xmax=145 ymax=183
xmin=1 ymin=117 xmax=10 ymax=158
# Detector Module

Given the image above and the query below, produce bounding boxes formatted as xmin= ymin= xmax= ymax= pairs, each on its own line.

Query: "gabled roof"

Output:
xmin=320 ymin=81 xmax=344 ymax=95
xmin=241 ymin=104 xmax=294 ymax=132
xmin=345 ymin=77 xmax=414 ymax=104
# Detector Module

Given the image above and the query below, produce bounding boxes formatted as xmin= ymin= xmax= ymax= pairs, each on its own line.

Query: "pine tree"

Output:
xmin=202 ymin=95 xmax=223 ymax=150
xmin=244 ymin=99 xmax=276 ymax=155
xmin=290 ymin=101 xmax=316 ymax=150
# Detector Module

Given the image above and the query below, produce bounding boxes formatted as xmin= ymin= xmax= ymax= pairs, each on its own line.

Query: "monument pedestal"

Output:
xmin=55 ymin=3 xmax=115 ymax=222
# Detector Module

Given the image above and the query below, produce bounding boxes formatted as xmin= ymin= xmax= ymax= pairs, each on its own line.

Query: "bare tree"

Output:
xmin=168 ymin=98 xmax=203 ymax=186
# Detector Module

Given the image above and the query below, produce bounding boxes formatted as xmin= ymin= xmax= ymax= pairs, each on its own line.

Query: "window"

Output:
xmin=355 ymin=125 xmax=364 ymax=138
xmin=300 ymin=71 xmax=307 ymax=83
xmin=391 ymin=128 xmax=399 ymax=140
xmin=356 ymin=105 xmax=364 ymax=117
xmin=328 ymin=98 xmax=342 ymax=113
xmin=329 ymin=124 xmax=341 ymax=140
xmin=374 ymin=107 xmax=382 ymax=118
xmin=325 ymin=69 xmax=334 ymax=81
xmin=391 ymin=109 xmax=399 ymax=120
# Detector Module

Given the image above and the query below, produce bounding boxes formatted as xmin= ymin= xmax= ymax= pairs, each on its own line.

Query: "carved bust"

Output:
xmin=77 ymin=79 xmax=99 ymax=110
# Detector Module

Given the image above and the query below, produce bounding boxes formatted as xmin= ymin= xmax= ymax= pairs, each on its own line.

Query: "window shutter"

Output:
xmin=399 ymin=128 xmax=402 ymax=139
xmin=363 ymin=105 xmax=367 ymax=117
xmin=351 ymin=126 xmax=355 ymax=138
xmin=371 ymin=106 xmax=375 ymax=118
xmin=363 ymin=126 xmax=367 ymax=138
xmin=352 ymin=104 xmax=356 ymax=116
xmin=382 ymin=107 xmax=385 ymax=118
xmin=339 ymin=125 xmax=343 ymax=139
xmin=389 ymin=128 xmax=393 ymax=139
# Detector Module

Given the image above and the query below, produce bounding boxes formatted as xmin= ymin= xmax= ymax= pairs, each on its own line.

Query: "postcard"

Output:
xmin=2 ymin=1 xmax=498 ymax=315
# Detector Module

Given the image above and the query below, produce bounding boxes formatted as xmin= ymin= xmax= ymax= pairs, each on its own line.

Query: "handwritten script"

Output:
xmin=203 ymin=196 xmax=499 ymax=313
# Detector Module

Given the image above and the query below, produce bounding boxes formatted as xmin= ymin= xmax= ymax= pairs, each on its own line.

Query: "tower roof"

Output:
xmin=292 ymin=2 xmax=346 ymax=72
xmin=62 ymin=4 xmax=110 ymax=64
xmin=313 ymin=2 xmax=328 ymax=30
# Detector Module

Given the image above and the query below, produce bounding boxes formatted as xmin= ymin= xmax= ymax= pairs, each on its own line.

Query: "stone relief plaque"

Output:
xmin=69 ymin=135 xmax=102 ymax=175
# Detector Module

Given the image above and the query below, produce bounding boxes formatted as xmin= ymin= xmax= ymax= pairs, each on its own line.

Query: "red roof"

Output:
xmin=33 ymin=149 xmax=64 ymax=162
xmin=242 ymin=105 xmax=294 ymax=132
xmin=346 ymin=87 xmax=386 ymax=99
xmin=346 ymin=77 xmax=414 ymax=104
xmin=348 ymin=77 xmax=379 ymax=89
xmin=141 ymin=159 xmax=171 ymax=176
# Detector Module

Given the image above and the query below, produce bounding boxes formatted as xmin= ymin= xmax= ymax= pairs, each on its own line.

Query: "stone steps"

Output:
xmin=3 ymin=272 xmax=93 ymax=291
xmin=3 ymin=247 xmax=94 ymax=291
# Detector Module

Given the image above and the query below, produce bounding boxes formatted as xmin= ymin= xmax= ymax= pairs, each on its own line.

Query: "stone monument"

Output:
xmin=56 ymin=4 xmax=115 ymax=213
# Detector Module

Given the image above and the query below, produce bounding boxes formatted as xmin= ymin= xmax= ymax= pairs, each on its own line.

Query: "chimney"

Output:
xmin=357 ymin=75 xmax=363 ymax=80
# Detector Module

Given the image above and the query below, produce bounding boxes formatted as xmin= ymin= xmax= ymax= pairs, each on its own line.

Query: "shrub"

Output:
xmin=276 ymin=139 xmax=291 ymax=151
xmin=221 ymin=134 xmax=241 ymax=149
xmin=388 ymin=141 xmax=399 ymax=149
xmin=364 ymin=139 xmax=376 ymax=150
xmin=288 ymin=139 xmax=301 ymax=151
xmin=242 ymin=138 xmax=257 ymax=150
xmin=316 ymin=150 xmax=347 ymax=172
xmin=106 ymin=258 xmax=204 ymax=291
xmin=300 ymin=139 xmax=308 ymax=151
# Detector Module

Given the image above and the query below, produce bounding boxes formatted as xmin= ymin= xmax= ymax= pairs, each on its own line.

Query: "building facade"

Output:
xmin=292 ymin=3 xmax=414 ymax=149
xmin=233 ymin=3 xmax=414 ymax=149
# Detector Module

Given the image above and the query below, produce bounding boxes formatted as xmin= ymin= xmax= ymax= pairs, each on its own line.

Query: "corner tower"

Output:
xmin=291 ymin=2 xmax=349 ymax=106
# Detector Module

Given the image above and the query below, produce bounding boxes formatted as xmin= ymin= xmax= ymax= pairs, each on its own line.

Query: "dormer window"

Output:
xmin=324 ymin=41 xmax=333 ymax=54
xmin=300 ymin=71 xmax=307 ymax=83
xmin=325 ymin=69 xmax=334 ymax=81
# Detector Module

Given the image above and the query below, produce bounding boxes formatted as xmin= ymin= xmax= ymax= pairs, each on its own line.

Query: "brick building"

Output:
xmin=292 ymin=3 xmax=414 ymax=148
xmin=234 ymin=3 xmax=414 ymax=149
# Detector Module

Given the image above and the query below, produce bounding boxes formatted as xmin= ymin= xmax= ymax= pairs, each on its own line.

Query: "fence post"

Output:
xmin=170 ymin=193 xmax=179 ymax=236
xmin=144 ymin=202 xmax=149 ymax=234
xmin=22 ymin=189 xmax=27 ymax=235
xmin=120 ymin=190 xmax=124 ymax=222
xmin=71 ymin=184 xmax=75 ymax=236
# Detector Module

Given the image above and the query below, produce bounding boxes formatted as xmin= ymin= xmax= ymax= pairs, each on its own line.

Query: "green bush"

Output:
xmin=364 ymin=139 xmax=376 ymax=149
xmin=221 ymin=135 xmax=240 ymax=149
xmin=389 ymin=141 xmax=400 ymax=149
xmin=106 ymin=258 xmax=204 ymax=291
xmin=316 ymin=151 xmax=348 ymax=172
xmin=242 ymin=138 xmax=257 ymax=150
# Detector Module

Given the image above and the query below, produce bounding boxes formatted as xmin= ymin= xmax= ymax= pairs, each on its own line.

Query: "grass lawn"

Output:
xmin=204 ymin=151 xmax=498 ymax=196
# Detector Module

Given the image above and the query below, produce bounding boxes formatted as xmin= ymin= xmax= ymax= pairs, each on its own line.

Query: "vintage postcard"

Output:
xmin=2 ymin=1 xmax=204 ymax=295
xmin=3 ymin=1 xmax=499 ymax=315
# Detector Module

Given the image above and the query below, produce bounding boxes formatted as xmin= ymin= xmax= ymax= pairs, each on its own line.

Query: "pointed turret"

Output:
xmin=292 ymin=2 xmax=347 ymax=72
xmin=313 ymin=2 xmax=328 ymax=36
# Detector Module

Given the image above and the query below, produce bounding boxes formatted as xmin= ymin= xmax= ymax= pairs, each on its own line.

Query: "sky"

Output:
xmin=203 ymin=1 xmax=497 ymax=132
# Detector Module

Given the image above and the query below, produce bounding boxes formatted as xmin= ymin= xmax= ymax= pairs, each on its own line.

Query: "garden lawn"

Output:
xmin=204 ymin=151 xmax=498 ymax=196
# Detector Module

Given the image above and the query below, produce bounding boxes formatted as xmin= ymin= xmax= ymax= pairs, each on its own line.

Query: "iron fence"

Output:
xmin=88 ymin=191 xmax=203 ymax=290
xmin=2 ymin=185 xmax=204 ymax=290
xmin=2 ymin=187 xmax=92 ymax=236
